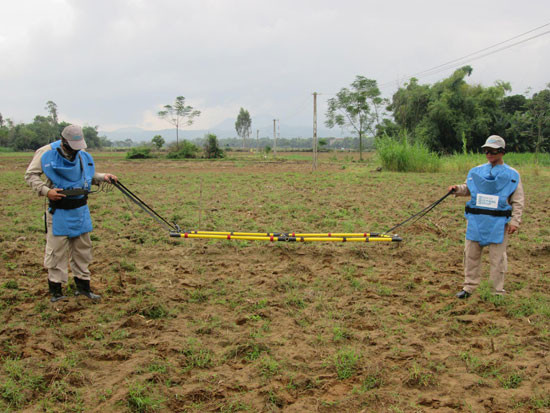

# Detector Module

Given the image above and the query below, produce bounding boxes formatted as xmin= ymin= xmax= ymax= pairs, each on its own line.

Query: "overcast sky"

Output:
xmin=1 ymin=0 xmax=549 ymax=133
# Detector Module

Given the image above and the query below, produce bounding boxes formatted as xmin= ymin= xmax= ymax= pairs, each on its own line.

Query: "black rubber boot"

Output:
xmin=456 ymin=290 xmax=471 ymax=299
xmin=74 ymin=277 xmax=101 ymax=301
xmin=48 ymin=280 xmax=68 ymax=302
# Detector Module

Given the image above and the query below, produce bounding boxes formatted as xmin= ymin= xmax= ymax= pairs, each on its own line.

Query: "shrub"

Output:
xmin=203 ymin=133 xmax=224 ymax=159
xmin=167 ymin=141 xmax=199 ymax=159
xmin=375 ymin=135 xmax=441 ymax=172
xmin=126 ymin=146 xmax=152 ymax=159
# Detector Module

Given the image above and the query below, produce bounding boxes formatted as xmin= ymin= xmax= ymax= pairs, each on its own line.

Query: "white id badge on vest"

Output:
xmin=476 ymin=193 xmax=499 ymax=209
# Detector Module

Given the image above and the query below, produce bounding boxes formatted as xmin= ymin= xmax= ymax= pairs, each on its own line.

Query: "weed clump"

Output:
xmin=126 ymin=382 xmax=164 ymax=412
xmin=333 ymin=348 xmax=361 ymax=379
xmin=375 ymin=135 xmax=441 ymax=172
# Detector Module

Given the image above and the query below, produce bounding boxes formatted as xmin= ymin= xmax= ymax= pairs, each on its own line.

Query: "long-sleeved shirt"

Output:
xmin=454 ymin=164 xmax=524 ymax=228
xmin=25 ymin=143 xmax=106 ymax=197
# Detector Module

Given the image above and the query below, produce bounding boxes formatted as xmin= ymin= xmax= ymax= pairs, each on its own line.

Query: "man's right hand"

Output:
xmin=47 ymin=188 xmax=66 ymax=201
xmin=448 ymin=185 xmax=458 ymax=193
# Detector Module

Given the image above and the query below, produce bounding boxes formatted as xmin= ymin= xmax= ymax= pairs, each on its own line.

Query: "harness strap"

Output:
xmin=49 ymin=195 xmax=88 ymax=214
xmin=465 ymin=205 xmax=511 ymax=217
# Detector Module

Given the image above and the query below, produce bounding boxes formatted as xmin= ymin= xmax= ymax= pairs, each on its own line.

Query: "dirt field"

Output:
xmin=0 ymin=152 xmax=549 ymax=412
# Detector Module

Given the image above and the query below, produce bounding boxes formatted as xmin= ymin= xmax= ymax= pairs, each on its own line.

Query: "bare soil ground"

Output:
xmin=0 ymin=153 xmax=549 ymax=412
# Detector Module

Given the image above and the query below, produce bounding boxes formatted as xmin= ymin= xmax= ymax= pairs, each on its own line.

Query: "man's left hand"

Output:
xmin=507 ymin=224 xmax=518 ymax=234
xmin=104 ymin=174 xmax=118 ymax=183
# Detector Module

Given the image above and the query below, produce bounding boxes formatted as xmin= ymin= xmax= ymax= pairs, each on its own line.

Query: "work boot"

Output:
xmin=73 ymin=277 xmax=101 ymax=301
xmin=456 ymin=290 xmax=471 ymax=299
xmin=48 ymin=280 xmax=68 ymax=303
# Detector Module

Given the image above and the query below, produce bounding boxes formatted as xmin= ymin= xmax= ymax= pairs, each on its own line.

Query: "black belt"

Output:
xmin=465 ymin=206 xmax=511 ymax=217
xmin=49 ymin=195 xmax=88 ymax=214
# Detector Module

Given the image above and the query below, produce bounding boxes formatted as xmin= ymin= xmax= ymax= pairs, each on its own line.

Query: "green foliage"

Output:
xmin=157 ymin=96 xmax=200 ymax=148
xmin=203 ymin=133 xmax=224 ymax=159
xmin=151 ymin=135 xmax=165 ymax=150
xmin=181 ymin=340 xmax=214 ymax=371
xmin=384 ymin=68 xmax=550 ymax=154
xmin=406 ymin=362 xmax=436 ymax=387
xmin=333 ymin=348 xmax=361 ymax=379
xmin=0 ymin=358 xmax=45 ymax=409
xmin=83 ymin=125 xmax=102 ymax=149
xmin=259 ymin=356 xmax=280 ymax=378
xmin=499 ymin=373 xmax=523 ymax=389
xmin=326 ymin=75 xmax=387 ymax=160
xmin=235 ymin=108 xmax=252 ymax=148
xmin=166 ymin=140 xmax=199 ymax=159
xmin=2 ymin=280 xmax=18 ymax=289
xmin=375 ymin=135 xmax=441 ymax=172
xmin=126 ymin=146 xmax=152 ymax=159
xmin=126 ymin=382 xmax=164 ymax=412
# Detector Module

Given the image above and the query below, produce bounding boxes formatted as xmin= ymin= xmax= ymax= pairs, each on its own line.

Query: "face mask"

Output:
xmin=62 ymin=139 xmax=78 ymax=153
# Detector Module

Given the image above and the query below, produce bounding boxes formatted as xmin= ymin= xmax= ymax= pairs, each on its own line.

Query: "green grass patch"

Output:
xmin=333 ymin=347 xmax=361 ymax=379
xmin=126 ymin=382 xmax=164 ymax=412
xmin=376 ymin=136 xmax=441 ymax=172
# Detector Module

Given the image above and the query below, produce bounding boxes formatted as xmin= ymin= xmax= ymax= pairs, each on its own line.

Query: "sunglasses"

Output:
xmin=484 ymin=149 xmax=501 ymax=155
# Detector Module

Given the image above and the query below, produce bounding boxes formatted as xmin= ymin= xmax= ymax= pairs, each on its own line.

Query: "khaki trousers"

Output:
xmin=44 ymin=214 xmax=92 ymax=284
xmin=463 ymin=232 xmax=508 ymax=295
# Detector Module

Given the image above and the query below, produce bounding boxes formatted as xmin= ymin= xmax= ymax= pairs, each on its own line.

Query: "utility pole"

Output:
xmin=273 ymin=119 xmax=277 ymax=156
xmin=313 ymin=92 xmax=318 ymax=171
xmin=277 ymin=119 xmax=280 ymax=152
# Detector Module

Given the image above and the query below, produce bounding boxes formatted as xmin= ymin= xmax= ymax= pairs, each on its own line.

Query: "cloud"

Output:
xmin=1 ymin=0 xmax=549 ymax=130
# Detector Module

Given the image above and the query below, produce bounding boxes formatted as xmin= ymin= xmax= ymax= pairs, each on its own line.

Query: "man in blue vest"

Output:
xmin=448 ymin=135 xmax=524 ymax=299
xmin=25 ymin=125 xmax=118 ymax=302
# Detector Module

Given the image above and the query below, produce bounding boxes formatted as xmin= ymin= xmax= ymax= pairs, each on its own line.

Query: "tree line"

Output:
xmin=0 ymin=101 xmax=109 ymax=150
xmin=2 ymin=66 xmax=548 ymax=154
xmin=377 ymin=66 xmax=550 ymax=154
xmin=325 ymin=66 xmax=549 ymax=157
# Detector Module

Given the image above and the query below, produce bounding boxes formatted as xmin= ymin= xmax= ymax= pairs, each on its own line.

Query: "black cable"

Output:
xmin=411 ymin=22 xmax=550 ymax=79
xmin=385 ymin=190 xmax=454 ymax=234
xmin=379 ymin=22 xmax=550 ymax=89
xmin=113 ymin=181 xmax=177 ymax=232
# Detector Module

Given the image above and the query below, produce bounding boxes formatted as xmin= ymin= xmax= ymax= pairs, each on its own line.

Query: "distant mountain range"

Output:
xmin=99 ymin=117 xmax=346 ymax=143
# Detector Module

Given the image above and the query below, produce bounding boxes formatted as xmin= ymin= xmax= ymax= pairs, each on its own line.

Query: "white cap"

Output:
xmin=481 ymin=135 xmax=505 ymax=150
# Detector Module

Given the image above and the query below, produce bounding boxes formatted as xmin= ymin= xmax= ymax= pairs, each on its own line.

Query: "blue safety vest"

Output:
xmin=465 ymin=163 xmax=519 ymax=246
xmin=41 ymin=140 xmax=95 ymax=237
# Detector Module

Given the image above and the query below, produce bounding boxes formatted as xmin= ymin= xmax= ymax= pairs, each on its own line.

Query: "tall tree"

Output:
xmin=157 ymin=96 xmax=201 ymax=148
xmin=45 ymin=101 xmax=58 ymax=125
xmin=235 ymin=108 xmax=252 ymax=149
xmin=527 ymin=85 xmax=550 ymax=156
xmin=325 ymin=76 xmax=386 ymax=161
xmin=45 ymin=101 xmax=59 ymax=142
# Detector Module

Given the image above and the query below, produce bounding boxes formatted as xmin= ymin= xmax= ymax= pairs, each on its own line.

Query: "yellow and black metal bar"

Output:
xmin=176 ymin=230 xmax=393 ymax=238
xmin=170 ymin=232 xmax=402 ymax=242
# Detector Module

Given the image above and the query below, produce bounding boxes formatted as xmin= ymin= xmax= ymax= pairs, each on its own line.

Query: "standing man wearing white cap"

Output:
xmin=448 ymin=135 xmax=524 ymax=299
xmin=25 ymin=124 xmax=118 ymax=302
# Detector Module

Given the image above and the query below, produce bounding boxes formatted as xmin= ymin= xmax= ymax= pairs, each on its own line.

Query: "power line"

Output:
xmin=379 ymin=22 xmax=550 ymax=90
xmin=416 ymin=30 xmax=550 ymax=80
xmin=412 ymin=21 xmax=550 ymax=78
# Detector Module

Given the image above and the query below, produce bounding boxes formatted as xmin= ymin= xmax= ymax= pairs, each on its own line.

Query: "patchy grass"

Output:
xmin=0 ymin=151 xmax=548 ymax=411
